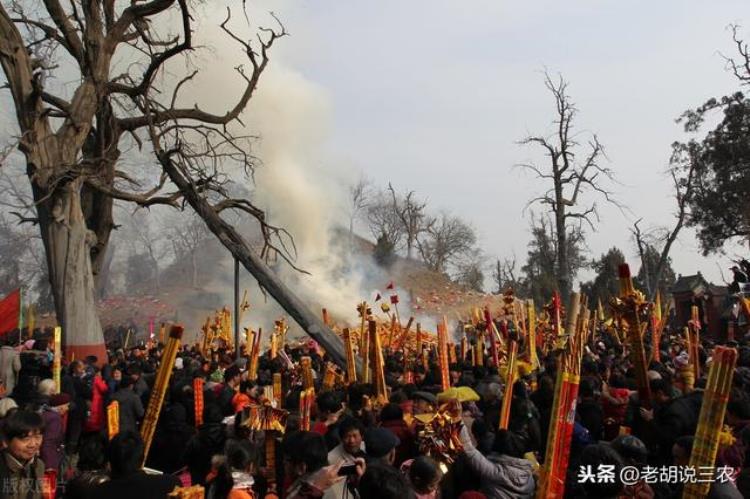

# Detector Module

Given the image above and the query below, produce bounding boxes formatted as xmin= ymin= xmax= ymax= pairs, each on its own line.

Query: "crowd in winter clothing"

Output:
xmin=0 ymin=321 xmax=749 ymax=499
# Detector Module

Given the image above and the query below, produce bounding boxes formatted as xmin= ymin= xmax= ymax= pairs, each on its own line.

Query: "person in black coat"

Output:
xmin=89 ymin=431 xmax=180 ymax=499
xmin=110 ymin=376 xmax=144 ymax=433
xmin=183 ymin=403 xmax=227 ymax=485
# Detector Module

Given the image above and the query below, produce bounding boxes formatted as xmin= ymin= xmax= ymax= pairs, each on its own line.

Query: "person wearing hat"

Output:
xmin=412 ymin=391 xmax=437 ymax=415
xmin=41 ymin=392 xmax=70 ymax=472
xmin=364 ymin=427 xmax=400 ymax=467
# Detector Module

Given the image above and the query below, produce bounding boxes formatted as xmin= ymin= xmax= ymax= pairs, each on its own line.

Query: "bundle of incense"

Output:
xmin=551 ymin=292 xmax=562 ymax=339
xmin=159 ymin=323 xmax=166 ymax=344
xmin=537 ymin=293 xmax=582 ymax=499
xmin=248 ymin=328 xmax=262 ymax=381
xmin=484 ymin=307 xmax=500 ymax=368
xmin=273 ymin=373 xmax=283 ymax=408
xmin=53 ymin=327 xmax=61 ymax=393
xmin=26 ymin=304 xmax=35 ymax=340
xmin=615 ymin=264 xmax=652 ymax=410
xmin=322 ymin=363 xmax=337 ymax=391
xmin=361 ymin=307 xmax=371 ymax=384
xmin=527 ymin=300 xmax=539 ymax=369
xmin=460 ymin=336 xmax=467 ymax=364
xmin=299 ymin=388 xmax=314 ymax=431
xmin=167 ymin=485 xmax=205 ymax=499
xmin=422 ymin=347 xmax=429 ymax=372
xmin=416 ymin=323 xmax=423 ymax=357
xmin=270 ymin=332 xmax=278 ymax=360
xmin=300 ymin=357 xmax=315 ymax=390
xmin=437 ymin=319 xmax=451 ymax=391
xmin=343 ymin=328 xmax=358 ymax=383
xmin=194 ymin=378 xmax=204 ymax=427
xmin=369 ymin=320 xmax=388 ymax=403
xmin=107 ymin=401 xmax=119 ymax=440
xmin=358 ymin=301 xmax=368 ymax=355
xmin=388 ymin=314 xmax=398 ymax=351
xmin=322 ymin=308 xmax=330 ymax=326
xmin=448 ymin=342 xmax=457 ymax=364
xmin=141 ymin=326 xmax=183 ymax=464
xmin=498 ymin=340 xmax=518 ymax=429
xmin=683 ymin=346 xmax=738 ymax=499
xmin=473 ymin=336 xmax=484 ymax=367
xmin=398 ymin=317 xmax=415 ymax=351
xmin=688 ymin=305 xmax=701 ymax=380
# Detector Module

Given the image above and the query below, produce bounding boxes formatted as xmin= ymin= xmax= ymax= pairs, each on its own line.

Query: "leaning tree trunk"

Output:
xmin=36 ymin=180 xmax=106 ymax=363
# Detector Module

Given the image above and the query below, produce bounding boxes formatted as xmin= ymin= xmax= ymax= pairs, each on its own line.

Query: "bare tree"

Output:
xmin=492 ymin=256 xmax=522 ymax=295
xmin=347 ymin=176 xmax=371 ymax=250
xmin=169 ymin=212 xmax=211 ymax=288
xmin=454 ymin=248 xmax=486 ymax=292
xmin=366 ymin=190 xmax=404 ymax=250
xmin=416 ymin=212 xmax=476 ymax=274
xmin=0 ymin=2 xmax=351 ymax=365
xmin=519 ymin=72 xmax=618 ymax=302
xmin=631 ymin=149 xmax=697 ymax=300
xmin=388 ymin=183 xmax=429 ymax=260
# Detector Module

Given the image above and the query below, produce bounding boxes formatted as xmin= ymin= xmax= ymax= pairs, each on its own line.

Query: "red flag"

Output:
xmin=375 ymin=293 xmax=382 ymax=302
xmin=386 ymin=282 xmax=394 ymax=290
xmin=0 ymin=289 xmax=20 ymax=336
xmin=390 ymin=295 xmax=399 ymax=305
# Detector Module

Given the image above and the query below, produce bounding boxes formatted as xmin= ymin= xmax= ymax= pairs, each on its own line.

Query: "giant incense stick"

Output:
xmin=688 ymin=305 xmax=701 ymax=381
xmin=273 ymin=373 xmax=283 ymax=408
xmin=437 ymin=318 xmax=450 ymax=391
xmin=141 ymin=325 xmax=183 ymax=464
xmin=107 ymin=401 xmax=119 ymax=440
xmin=498 ymin=340 xmax=518 ymax=429
xmin=484 ymin=307 xmax=500 ymax=368
xmin=537 ymin=293 xmax=582 ymax=499
xmin=369 ymin=320 xmax=388 ymax=403
xmin=53 ymin=326 xmax=61 ymax=393
xmin=193 ymin=378 xmax=204 ymax=427
xmin=248 ymin=328 xmax=262 ymax=381
xmin=343 ymin=328 xmax=357 ymax=383
xmin=527 ymin=300 xmax=539 ymax=369
xmin=614 ymin=264 xmax=652 ymax=410
xmin=682 ymin=346 xmax=737 ymax=499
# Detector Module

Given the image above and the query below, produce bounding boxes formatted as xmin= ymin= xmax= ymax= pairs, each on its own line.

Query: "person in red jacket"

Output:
xmin=84 ymin=368 xmax=109 ymax=433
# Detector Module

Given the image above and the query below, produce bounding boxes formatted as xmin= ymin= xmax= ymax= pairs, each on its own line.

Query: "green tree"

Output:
xmin=674 ymin=26 xmax=750 ymax=253
xmin=581 ymin=247 xmax=626 ymax=306
xmin=521 ymin=216 xmax=586 ymax=305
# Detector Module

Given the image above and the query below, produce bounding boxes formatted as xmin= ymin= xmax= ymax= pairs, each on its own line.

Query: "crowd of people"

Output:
xmin=0 ymin=316 xmax=749 ymax=499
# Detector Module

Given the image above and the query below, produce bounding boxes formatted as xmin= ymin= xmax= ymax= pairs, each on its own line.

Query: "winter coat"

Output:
xmin=380 ymin=419 xmax=417 ymax=465
xmin=84 ymin=375 xmax=109 ymax=433
xmin=89 ymin=470 xmax=180 ymax=499
xmin=0 ymin=345 xmax=21 ymax=395
xmin=111 ymin=387 xmax=144 ymax=433
xmin=460 ymin=427 xmax=535 ymax=499
xmin=40 ymin=406 xmax=66 ymax=471
xmin=0 ymin=449 xmax=46 ymax=499
xmin=183 ymin=423 xmax=227 ymax=485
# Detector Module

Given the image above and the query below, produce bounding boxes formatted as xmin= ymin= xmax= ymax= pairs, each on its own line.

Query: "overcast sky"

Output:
xmin=238 ymin=1 xmax=748 ymax=287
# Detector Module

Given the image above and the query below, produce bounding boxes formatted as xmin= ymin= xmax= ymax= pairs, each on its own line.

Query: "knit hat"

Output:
xmin=0 ymin=397 xmax=18 ymax=418
xmin=364 ymin=427 xmax=400 ymax=459
xmin=174 ymin=357 xmax=184 ymax=370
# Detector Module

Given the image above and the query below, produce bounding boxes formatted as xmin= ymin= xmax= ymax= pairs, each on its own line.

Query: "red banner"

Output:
xmin=0 ymin=289 xmax=20 ymax=336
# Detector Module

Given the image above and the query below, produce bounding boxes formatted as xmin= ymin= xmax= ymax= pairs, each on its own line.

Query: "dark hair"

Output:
xmin=285 ymin=431 xmax=328 ymax=473
xmin=107 ymin=430 xmax=145 ymax=478
xmin=408 ymin=456 xmax=441 ymax=493
xmin=578 ymin=444 xmax=624 ymax=498
xmin=212 ymin=440 xmax=259 ymax=498
xmin=609 ymin=373 xmax=627 ymax=389
xmin=610 ymin=435 xmax=648 ymax=465
xmin=379 ymin=403 xmax=403 ymax=422
xmin=78 ymin=433 xmax=108 ymax=471
xmin=1 ymin=409 xmax=44 ymax=441
xmin=316 ymin=391 xmax=342 ymax=414
xmin=339 ymin=417 xmax=365 ymax=438
xmin=579 ymin=378 xmax=598 ymax=398
xmin=358 ymin=463 xmax=415 ymax=499
xmin=675 ymin=435 xmax=694 ymax=455
xmin=492 ymin=429 xmax=524 ymax=458
xmin=239 ymin=380 xmax=255 ymax=394
xmin=649 ymin=378 xmax=670 ymax=396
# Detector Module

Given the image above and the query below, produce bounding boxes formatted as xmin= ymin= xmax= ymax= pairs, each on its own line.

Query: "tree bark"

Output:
xmin=36 ymin=180 xmax=106 ymax=363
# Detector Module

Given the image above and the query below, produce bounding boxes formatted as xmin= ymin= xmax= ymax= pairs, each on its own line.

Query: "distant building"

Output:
xmin=670 ymin=272 xmax=729 ymax=339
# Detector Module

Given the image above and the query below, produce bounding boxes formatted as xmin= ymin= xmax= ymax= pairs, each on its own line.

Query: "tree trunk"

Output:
xmin=554 ymin=188 xmax=571 ymax=303
xmin=191 ymin=252 xmax=198 ymax=288
xmin=95 ymin=243 xmax=115 ymax=300
xmin=36 ymin=180 xmax=106 ymax=363
xmin=161 ymin=157 xmax=354 ymax=371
